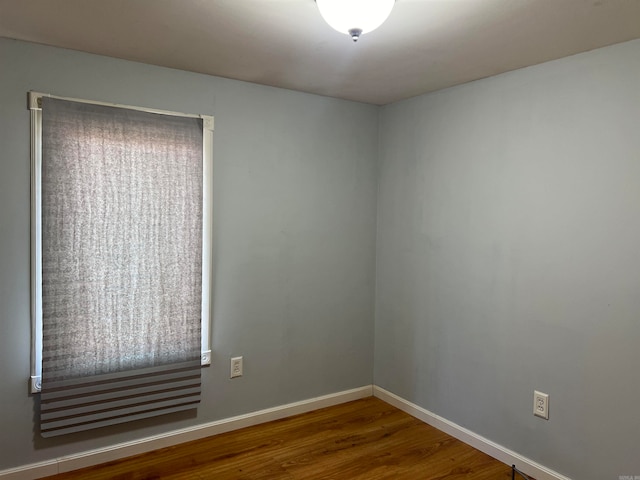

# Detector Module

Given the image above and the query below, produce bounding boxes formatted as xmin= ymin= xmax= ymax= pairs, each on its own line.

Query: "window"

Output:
xmin=29 ymin=92 xmax=213 ymax=437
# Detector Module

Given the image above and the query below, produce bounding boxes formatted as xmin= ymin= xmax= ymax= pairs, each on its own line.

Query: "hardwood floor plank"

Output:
xmin=43 ymin=397 xmax=514 ymax=479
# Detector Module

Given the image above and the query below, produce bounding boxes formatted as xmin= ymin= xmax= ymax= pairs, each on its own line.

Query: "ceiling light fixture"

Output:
xmin=316 ymin=0 xmax=395 ymax=42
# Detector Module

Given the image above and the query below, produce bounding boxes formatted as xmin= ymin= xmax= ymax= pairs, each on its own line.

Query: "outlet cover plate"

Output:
xmin=533 ymin=390 xmax=549 ymax=419
xmin=230 ymin=356 xmax=243 ymax=378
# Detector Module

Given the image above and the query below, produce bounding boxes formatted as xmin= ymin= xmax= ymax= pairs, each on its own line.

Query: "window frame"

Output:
xmin=28 ymin=91 xmax=214 ymax=393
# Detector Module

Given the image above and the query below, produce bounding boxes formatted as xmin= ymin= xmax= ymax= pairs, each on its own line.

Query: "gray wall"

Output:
xmin=0 ymin=38 xmax=378 ymax=469
xmin=375 ymin=39 xmax=640 ymax=480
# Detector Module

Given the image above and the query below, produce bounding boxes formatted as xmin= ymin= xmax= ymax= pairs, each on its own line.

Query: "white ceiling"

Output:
xmin=1 ymin=0 xmax=639 ymax=105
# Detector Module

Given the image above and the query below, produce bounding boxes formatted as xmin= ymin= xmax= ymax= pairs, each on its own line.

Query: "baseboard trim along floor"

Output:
xmin=373 ymin=386 xmax=572 ymax=480
xmin=1 ymin=385 xmax=571 ymax=480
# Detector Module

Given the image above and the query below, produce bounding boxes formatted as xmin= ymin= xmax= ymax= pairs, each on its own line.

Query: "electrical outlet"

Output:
xmin=533 ymin=390 xmax=549 ymax=419
xmin=230 ymin=356 xmax=243 ymax=378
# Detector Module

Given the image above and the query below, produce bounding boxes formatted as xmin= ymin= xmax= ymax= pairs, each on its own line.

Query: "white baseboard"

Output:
xmin=373 ymin=386 xmax=572 ymax=480
xmin=0 ymin=385 xmax=373 ymax=480
xmin=0 ymin=462 xmax=58 ymax=480
xmin=0 ymin=385 xmax=570 ymax=480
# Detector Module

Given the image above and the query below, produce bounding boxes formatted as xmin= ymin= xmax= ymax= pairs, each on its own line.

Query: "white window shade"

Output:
xmin=29 ymin=92 xmax=213 ymax=436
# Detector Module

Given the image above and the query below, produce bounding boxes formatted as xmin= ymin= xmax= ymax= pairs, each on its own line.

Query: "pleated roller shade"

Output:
xmin=39 ymin=97 xmax=204 ymax=436
xmin=40 ymin=361 xmax=201 ymax=437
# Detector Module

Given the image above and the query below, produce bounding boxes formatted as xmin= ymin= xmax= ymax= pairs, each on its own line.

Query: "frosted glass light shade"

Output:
xmin=317 ymin=0 xmax=395 ymax=41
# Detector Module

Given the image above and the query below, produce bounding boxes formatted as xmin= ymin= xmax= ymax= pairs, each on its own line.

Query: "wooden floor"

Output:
xmin=43 ymin=397 xmax=514 ymax=479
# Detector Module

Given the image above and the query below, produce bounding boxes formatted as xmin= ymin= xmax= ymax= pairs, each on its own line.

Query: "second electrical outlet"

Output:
xmin=230 ymin=356 xmax=243 ymax=378
xmin=533 ymin=390 xmax=549 ymax=419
